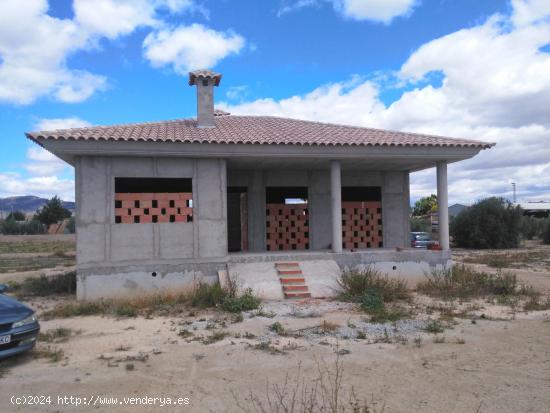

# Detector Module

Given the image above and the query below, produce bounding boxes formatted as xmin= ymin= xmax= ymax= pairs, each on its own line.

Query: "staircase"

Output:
xmin=275 ymin=262 xmax=311 ymax=299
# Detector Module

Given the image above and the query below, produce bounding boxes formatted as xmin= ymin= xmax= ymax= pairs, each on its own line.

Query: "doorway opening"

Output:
xmin=227 ymin=187 xmax=248 ymax=252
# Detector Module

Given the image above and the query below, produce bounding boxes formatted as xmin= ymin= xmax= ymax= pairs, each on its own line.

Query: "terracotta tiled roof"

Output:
xmin=26 ymin=115 xmax=494 ymax=149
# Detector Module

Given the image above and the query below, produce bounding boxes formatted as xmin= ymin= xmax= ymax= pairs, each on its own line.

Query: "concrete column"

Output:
xmin=437 ymin=161 xmax=450 ymax=250
xmin=330 ymin=161 xmax=342 ymax=253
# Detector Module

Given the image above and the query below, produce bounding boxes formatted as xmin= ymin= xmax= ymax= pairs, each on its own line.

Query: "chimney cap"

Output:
xmin=189 ymin=69 xmax=222 ymax=86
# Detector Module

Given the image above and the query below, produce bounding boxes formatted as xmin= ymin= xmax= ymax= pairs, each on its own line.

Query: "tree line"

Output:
xmin=0 ymin=196 xmax=73 ymax=235
xmin=412 ymin=195 xmax=550 ymax=248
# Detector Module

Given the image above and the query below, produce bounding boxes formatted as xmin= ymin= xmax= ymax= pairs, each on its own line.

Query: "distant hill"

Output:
xmin=0 ymin=196 xmax=75 ymax=216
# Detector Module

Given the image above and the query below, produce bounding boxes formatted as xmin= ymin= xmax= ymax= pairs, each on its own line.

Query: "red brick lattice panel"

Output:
xmin=342 ymin=201 xmax=383 ymax=249
xmin=115 ymin=193 xmax=192 ymax=224
xmin=266 ymin=204 xmax=309 ymax=251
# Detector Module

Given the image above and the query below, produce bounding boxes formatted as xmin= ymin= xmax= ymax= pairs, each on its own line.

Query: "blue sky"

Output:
xmin=1 ymin=0 xmax=549 ymax=204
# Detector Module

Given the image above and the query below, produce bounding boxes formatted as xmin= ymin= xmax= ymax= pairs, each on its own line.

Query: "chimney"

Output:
xmin=188 ymin=69 xmax=222 ymax=128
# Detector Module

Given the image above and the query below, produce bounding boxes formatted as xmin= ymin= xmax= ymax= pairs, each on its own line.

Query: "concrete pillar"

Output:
xmin=437 ymin=161 xmax=450 ymax=250
xmin=330 ymin=161 xmax=342 ymax=253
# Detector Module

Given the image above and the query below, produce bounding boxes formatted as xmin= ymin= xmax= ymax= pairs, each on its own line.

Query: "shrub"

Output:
xmin=9 ymin=272 xmax=76 ymax=296
xmin=542 ymin=219 xmax=550 ymax=245
xmin=0 ymin=218 xmax=46 ymax=235
xmin=360 ymin=289 xmax=385 ymax=313
xmin=233 ymin=353 xmax=384 ymax=412
xmin=417 ymin=265 xmax=518 ymax=299
xmin=337 ymin=267 xmax=409 ymax=303
xmin=336 ymin=269 xmax=410 ymax=323
xmin=34 ymin=196 xmax=72 ymax=226
xmin=189 ymin=282 xmax=226 ymax=308
xmin=411 ymin=216 xmax=430 ymax=232
xmin=221 ymin=288 xmax=261 ymax=313
xmin=6 ymin=211 xmax=25 ymax=221
xmin=268 ymin=322 xmax=286 ymax=335
xmin=42 ymin=281 xmax=261 ymax=319
xmin=412 ymin=194 xmax=437 ymax=216
xmin=450 ymin=197 xmax=522 ymax=249
xmin=423 ymin=320 xmax=445 ymax=334
xmin=519 ymin=216 xmax=546 ymax=240
xmin=65 ymin=216 xmax=76 ymax=234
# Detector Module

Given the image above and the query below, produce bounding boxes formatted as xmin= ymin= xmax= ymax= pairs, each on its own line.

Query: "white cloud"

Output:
xmin=72 ymin=0 xmax=201 ymax=39
xmin=333 ymin=0 xmax=418 ymax=24
xmin=34 ymin=117 xmax=92 ymax=131
xmin=0 ymin=0 xmax=215 ymax=105
xmin=278 ymin=0 xmax=419 ymax=23
xmin=0 ymin=173 xmax=75 ymax=201
xmin=143 ymin=23 xmax=245 ymax=73
xmin=226 ymin=85 xmax=249 ymax=101
xmin=24 ymin=117 xmax=91 ymax=177
xmin=14 ymin=117 xmax=91 ymax=194
xmin=221 ymin=2 xmax=550 ymax=204
xmin=73 ymin=0 xmax=197 ymax=39
xmin=511 ymin=0 xmax=550 ymax=27
xmin=0 ymin=0 xmax=105 ymax=104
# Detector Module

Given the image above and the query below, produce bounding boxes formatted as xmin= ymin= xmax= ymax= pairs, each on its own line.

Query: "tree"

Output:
xmin=412 ymin=194 xmax=438 ymax=216
xmin=542 ymin=219 xmax=550 ymax=245
xmin=6 ymin=210 xmax=26 ymax=221
xmin=34 ymin=196 xmax=71 ymax=226
xmin=450 ymin=197 xmax=522 ymax=249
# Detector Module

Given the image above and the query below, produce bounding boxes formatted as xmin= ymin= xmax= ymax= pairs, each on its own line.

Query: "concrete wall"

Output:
xmin=76 ymin=159 xmax=411 ymax=299
xmin=76 ymin=156 xmax=226 ymax=299
xmin=229 ymin=249 xmax=452 ymax=294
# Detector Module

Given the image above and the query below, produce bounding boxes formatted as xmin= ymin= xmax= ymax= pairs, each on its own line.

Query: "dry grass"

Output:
xmin=42 ymin=282 xmax=261 ymax=319
xmin=337 ymin=267 xmax=410 ymax=303
xmin=0 ymin=240 xmax=74 ymax=254
xmin=233 ymin=353 xmax=384 ymax=412
xmin=337 ymin=267 xmax=411 ymax=323
xmin=8 ymin=271 xmax=76 ymax=297
xmin=523 ymin=296 xmax=550 ymax=312
xmin=39 ymin=327 xmax=78 ymax=343
xmin=462 ymin=250 xmax=550 ymax=269
xmin=0 ymin=256 xmax=75 ymax=273
xmin=202 ymin=331 xmax=229 ymax=345
xmin=417 ymin=265 xmax=522 ymax=300
xmin=33 ymin=346 xmax=64 ymax=363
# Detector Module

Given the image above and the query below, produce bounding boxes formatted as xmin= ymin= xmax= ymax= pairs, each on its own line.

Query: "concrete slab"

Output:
xmin=227 ymin=259 xmax=341 ymax=300
xmin=300 ymin=260 xmax=341 ymax=298
xmin=228 ymin=262 xmax=284 ymax=300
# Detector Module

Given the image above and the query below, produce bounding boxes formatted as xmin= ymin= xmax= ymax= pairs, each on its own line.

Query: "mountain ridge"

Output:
xmin=0 ymin=195 xmax=75 ymax=215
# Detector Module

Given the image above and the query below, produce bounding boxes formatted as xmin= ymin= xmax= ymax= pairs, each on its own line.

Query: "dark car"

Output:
xmin=0 ymin=284 xmax=40 ymax=359
xmin=410 ymin=232 xmax=439 ymax=249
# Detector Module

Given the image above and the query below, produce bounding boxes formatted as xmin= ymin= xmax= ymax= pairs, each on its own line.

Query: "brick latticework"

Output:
xmin=342 ymin=201 xmax=383 ymax=249
xmin=266 ymin=204 xmax=309 ymax=251
xmin=114 ymin=193 xmax=192 ymax=224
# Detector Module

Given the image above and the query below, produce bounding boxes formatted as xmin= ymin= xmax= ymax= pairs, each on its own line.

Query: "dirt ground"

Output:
xmin=0 ymin=234 xmax=75 ymax=284
xmin=1 ymin=237 xmax=549 ymax=413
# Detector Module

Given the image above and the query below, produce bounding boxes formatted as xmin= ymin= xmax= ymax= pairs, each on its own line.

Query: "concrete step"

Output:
xmin=284 ymin=292 xmax=311 ymax=299
xmin=280 ymin=277 xmax=306 ymax=284
xmin=283 ymin=285 xmax=309 ymax=292
xmin=277 ymin=269 xmax=303 ymax=275
xmin=275 ymin=262 xmax=300 ymax=267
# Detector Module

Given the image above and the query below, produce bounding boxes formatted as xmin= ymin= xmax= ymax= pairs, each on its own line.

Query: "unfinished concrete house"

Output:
xmin=26 ymin=70 xmax=494 ymax=300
